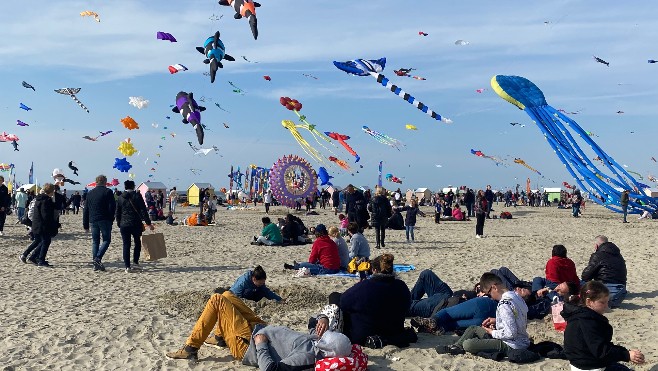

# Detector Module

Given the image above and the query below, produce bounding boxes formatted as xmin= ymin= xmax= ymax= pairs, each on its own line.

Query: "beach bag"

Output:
xmin=347 ymin=257 xmax=371 ymax=274
xmin=141 ymin=232 xmax=167 ymax=261
xmin=551 ymin=301 xmax=566 ymax=332
xmin=315 ymin=344 xmax=368 ymax=371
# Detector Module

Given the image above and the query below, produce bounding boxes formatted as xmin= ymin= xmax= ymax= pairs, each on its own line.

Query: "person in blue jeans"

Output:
xmin=83 ymin=175 xmax=116 ymax=272
xmin=408 ymin=269 xmax=454 ymax=318
xmin=399 ymin=199 xmax=426 ymax=242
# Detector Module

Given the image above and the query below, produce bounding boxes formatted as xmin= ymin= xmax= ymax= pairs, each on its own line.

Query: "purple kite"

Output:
xmin=157 ymin=32 xmax=177 ymax=42
xmin=16 ymin=120 xmax=29 ymax=127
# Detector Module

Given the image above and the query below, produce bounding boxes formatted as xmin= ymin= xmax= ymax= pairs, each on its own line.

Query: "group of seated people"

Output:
xmin=250 ymin=215 xmax=316 ymax=246
xmin=167 ymin=234 xmax=643 ymax=370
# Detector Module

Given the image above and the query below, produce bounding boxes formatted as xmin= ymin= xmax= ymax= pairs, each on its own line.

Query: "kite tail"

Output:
xmin=371 ymin=72 xmax=451 ymax=124
xmin=70 ymin=94 xmax=90 ymax=113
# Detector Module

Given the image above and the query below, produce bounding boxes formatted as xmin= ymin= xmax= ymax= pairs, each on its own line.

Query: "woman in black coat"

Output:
xmin=20 ymin=183 xmax=58 ymax=267
xmin=368 ymin=187 xmax=392 ymax=248
xmin=116 ymin=180 xmax=154 ymax=272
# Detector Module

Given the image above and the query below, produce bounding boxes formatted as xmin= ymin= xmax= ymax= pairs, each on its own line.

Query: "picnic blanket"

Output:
xmin=318 ymin=264 xmax=416 ymax=278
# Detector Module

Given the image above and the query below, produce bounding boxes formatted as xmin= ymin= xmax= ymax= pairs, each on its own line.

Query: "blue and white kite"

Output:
xmin=333 ymin=57 xmax=452 ymax=124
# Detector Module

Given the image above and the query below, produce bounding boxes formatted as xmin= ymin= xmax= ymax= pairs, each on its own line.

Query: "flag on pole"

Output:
xmin=28 ymin=162 xmax=34 ymax=184
xmin=378 ymin=161 xmax=383 ymax=187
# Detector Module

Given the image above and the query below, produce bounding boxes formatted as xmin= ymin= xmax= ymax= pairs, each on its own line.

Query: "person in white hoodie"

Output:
xmin=436 ymin=272 xmax=530 ymax=356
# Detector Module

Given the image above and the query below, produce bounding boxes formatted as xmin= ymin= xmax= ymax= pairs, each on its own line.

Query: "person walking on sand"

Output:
xmin=620 ymin=189 xmax=630 ymax=223
xmin=116 ymin=180 xmax=154 ymax=273
xmin=168 ymin=187 xmax=178 ymax=213
xmin=475 ymin=190 xmax=487 ymax=238
xmin=83 ymin=175 xmax=116 ymax=272
xmin=19 ymin=183 xmax=58 ymax=267
xmin=0 ymin=175 xmax=9 ymax=236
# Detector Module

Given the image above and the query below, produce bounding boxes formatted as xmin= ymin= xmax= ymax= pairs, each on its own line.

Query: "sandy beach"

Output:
xmin=2 ymin=203 xmax=657 ymax=370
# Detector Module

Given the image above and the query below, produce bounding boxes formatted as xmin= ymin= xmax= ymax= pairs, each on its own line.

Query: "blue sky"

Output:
xmin=1 ymin=0 xmax=657 ymax=192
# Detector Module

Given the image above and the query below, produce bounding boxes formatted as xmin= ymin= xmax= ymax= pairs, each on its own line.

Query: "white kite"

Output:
xmin=129 ymin=96 xmax=149 ymax=109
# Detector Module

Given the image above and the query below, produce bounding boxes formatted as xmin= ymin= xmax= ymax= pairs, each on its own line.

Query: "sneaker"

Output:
xmin=435 ymin=344 xmax=465 ymax=355
xmin=132 ymin=263 xmax=142 ymax=270
xmin=19 ymin=255 xmax=27 ymax=264
xmin=364 ymin=335 xmax=384 ymax=349
xmin=283 ymin=263 xmax=295 ymax=270
xmin=406 ymin=239 xmax=410 ymax=243
xmin=475 ymin=235 xmax=482 ymax=239
xmin=381 ymin=242 xmax=385 ymax=247
xmin=166 ymin=346 xmax=198 ymax=361
xmin=253 ymin=236 xmax=258 ymax=242
xmin=27 ymin=258 xmax=37 ymax=265
xmin=204 ymin=336 xmax=227 ymax=349
xmin=125 ymin=267 xmax=132 ymax=273
xmin=250 ymin=241 xmax=259 ymax=245
xmin=38 ymin=261 xmax=53 ymax=268
xmin=0 ymin=231 xmax=4 ymax=236
xmin=93 ymin=260 xmax=106 ymax=271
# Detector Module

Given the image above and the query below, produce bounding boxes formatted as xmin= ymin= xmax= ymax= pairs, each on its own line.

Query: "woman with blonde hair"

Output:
xmin=20 ymin=183 xmax=58 ymax=267
xmin=328 ymin=226 xmax=350 ymax=270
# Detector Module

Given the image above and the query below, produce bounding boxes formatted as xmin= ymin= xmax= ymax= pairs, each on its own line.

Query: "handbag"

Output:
xmin=128 ymin=197 xmax=147 ymax=232
xmin=347 ymin=257 xmax=371 ymax=274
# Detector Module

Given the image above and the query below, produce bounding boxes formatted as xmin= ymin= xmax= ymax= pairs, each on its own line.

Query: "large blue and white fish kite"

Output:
xmin=196 ymin=31 xmax=235 ymax=83
xmin=333 ymin=57 xmax=452 ymax=124
xmin=491 ymin=75 xmax=657 ymax=214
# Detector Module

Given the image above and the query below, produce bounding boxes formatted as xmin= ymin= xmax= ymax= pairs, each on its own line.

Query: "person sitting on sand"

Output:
xmin=386 ymin=207 xmax=405 ymax=230
xmin=251 ymin=217 xmax=283 ymax=246
xmin=348 ymin=222 xmax=370 ymax=259
xmin=328 ymin=226 xmax=350 ymax=271
xmin=283 ymin=224 xmax=340 ymax=275
xmin=562 ymin=281 xmax=645 ymax=370
xmin=314 ymin=254 xmax=415 ymax=349
xmin=531 ymin=244 xmax=580 ymax=292
xmin=451 ymin=204 xmax=465 ymax=221
xmin=166 ymin=291 xmax=352 ymax=367
xmin=281 ymin=213 xmax=303 ymax=245
xmin=436 ymin=273 xmax=530 ymax=356
xmin=165 ymin=211 xmax=177 ymax=225
xmin=228 ymin=265 xmax=282 ymax=302
xmin=581 ymin=235 xmax=627 ymax=308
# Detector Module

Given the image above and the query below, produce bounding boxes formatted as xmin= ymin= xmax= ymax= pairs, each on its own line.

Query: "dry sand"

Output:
xmin=1 ymin=203 xmax=657 ymax=370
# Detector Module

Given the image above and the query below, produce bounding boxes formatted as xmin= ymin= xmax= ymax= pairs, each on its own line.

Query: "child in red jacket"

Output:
xmin=532 ymin=244 xmax=580 ymax=292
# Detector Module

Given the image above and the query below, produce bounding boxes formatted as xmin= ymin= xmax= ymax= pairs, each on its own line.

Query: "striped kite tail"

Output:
xmin=371 ymin=72 xmax=451 ymax=124
xmin=70 ymin=94 xmax=90 ymax=113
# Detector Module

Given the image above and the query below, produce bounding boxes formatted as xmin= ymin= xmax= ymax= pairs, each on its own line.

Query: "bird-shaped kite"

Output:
xmin=100 ymin=130 xmax=112 ymax=137
xmin=16 ymin=120 xmax=29 ymax=127
xmin=328 ymin=156 xmax=351 ymax=171
xmin=333 ymin=58 xmax=452 ymax=123
xmin=362 ymin=126 xmax=404 ymax=150
xmin=20 ymin=103 xmax=31 ymax=111
xmin=173 ymin=91 xmax=206 ymax=145
xmin=324 ymin=132 xmax=360 ymax=162
xmin=514 ymin=158 xmax=541 ymax=175
xmin=80 ymin=11 xmax=100 ymax=22
xmin=54 ymin=88 xmax=89 ymax=113
xmin=218 ymin=0 xmax=260 ymax=40
xmin=196 ymin=31 xmax=235 ymax=83
xmin=68 ymin=161 xmax=79 ymax=176
xmin=22 ymin=81 xmax=35 ymax=91
xmin=121 ymin=116 xmax=139 ymax=130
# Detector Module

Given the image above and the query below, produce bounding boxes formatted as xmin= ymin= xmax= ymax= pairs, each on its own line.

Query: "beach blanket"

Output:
xmin=318 ymin=264 xmax=416 ymax=278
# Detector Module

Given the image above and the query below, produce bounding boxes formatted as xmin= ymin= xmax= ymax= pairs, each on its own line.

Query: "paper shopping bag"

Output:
xmin=142 ymin=232 xmax=167 ymax=261
xmin=551 ymin=301 xmax=566 ymax=332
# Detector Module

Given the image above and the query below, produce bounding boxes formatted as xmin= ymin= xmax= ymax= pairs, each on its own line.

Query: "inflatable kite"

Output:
xmin=112 ymin=157 xmax=133 ymax=173
xmin=328 ymin=156 xmax=350 ymax=171
xmin=281 ymin=120 xmax=325 ymax=165
xmin=514 ymin=158 xmax=542 ymax=175
xmin=218 ymin=0 xmax=260 ymax=40
xmin=20 ymin=103 xmax=31 ymax=111
xmin=196 ymin=31 xmax=235 ymax=83
xmin=168 ymin=64 xmax=188 ymax=74
xmin=22 ymin=81 xmax=35 ymax=91
xmin=325 ymin=132 xmax=360 ymax=162
xmin=471 ymin=149 xmax=503 ymax=166
xmin=173 ymin=91 xmax=206 ymax=145
xmin=117 ymin=138 xmax=137 ymax=156
xmin=16 ymin=120 xmax=29 ymax=127
xmin=128 ymin=96 xmax=149 ymax=109
xmin=318 ymin=167 xmax=333 ymax=186
xmin=54 ymin=88 xmax=89 ymax=113
xmin=68 ymin=161 xmax=79 ymax=176
xmin=121 ymin=116 xmax=139 ymax=130
xmin=394 ymin=68 xmax=426 ymax=80
xmin=419 ymin=32 xmax=428 ymax=36
xmin=491 ymin=74 xmax=657 ymax=213
xmin=405 ymin=124 xmax=417 ymax=130
xmin=362 ymin=126 xmax=403 ymax=150
xmin=333 ymin=58 xmax=452 ymax=124
xmin=280 ymin=97 xmax=337 ymax=156
xmin=11 ymin=141 xmax=18 ymax=151
xmin=385 ymin=173 xmax=402 ymax=184
xmin=0 ymin=132 xmax=19 ymax=142
xmin=0 ymin=163 xmax=13 ymax=172
xmin=52 ymin=168 xmax=66 ymax=186
xmin=263 ymin=75 xmax=271 ymax=81
xmin=157 ymin=32 xmax=177 ymax=42
xmin=269 ymin=155 xmax=317 ymax=208
xmin=80 ymin=11 xmax=100 ymax=22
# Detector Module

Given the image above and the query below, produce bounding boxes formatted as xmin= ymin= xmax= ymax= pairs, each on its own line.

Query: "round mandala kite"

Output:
xmin=269 ymin=155 xmax=318 ymax=208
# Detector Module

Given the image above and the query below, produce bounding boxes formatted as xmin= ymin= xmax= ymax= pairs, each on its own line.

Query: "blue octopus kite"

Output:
xmin=491 ymin=75 xmax=657 ymax=214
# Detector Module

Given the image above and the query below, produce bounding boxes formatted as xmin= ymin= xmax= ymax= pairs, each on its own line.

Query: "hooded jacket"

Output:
xmin=561 ymin=303 xmax=630 ymax=369
xmin=581 ymin=242 xmax=627 ymax=285
xmin=115 ymin=190 xmax=151 ymax=228
xmin=492 ymin=291 xmax=530 ymax=349
xmin=545 ymin=256 xmax=580 ymax=284
xmin=31 ymin=194 xmax=57 ymax=236
xmin=308 ymin=235 xmax=341 ymax=270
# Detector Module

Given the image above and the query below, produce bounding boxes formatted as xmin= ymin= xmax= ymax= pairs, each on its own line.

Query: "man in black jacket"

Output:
xmin=484 ymin=185 xmax=494 ymax=219
xmin=345 ymin=185 xmax=368 ymax=230
xmin=581 ymin=235 xmax=627 ymax=308
xmin=83 ymin=175 xmax=116 ymax=271
xmin=0 ymin=176 xmax=9 ymax=236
